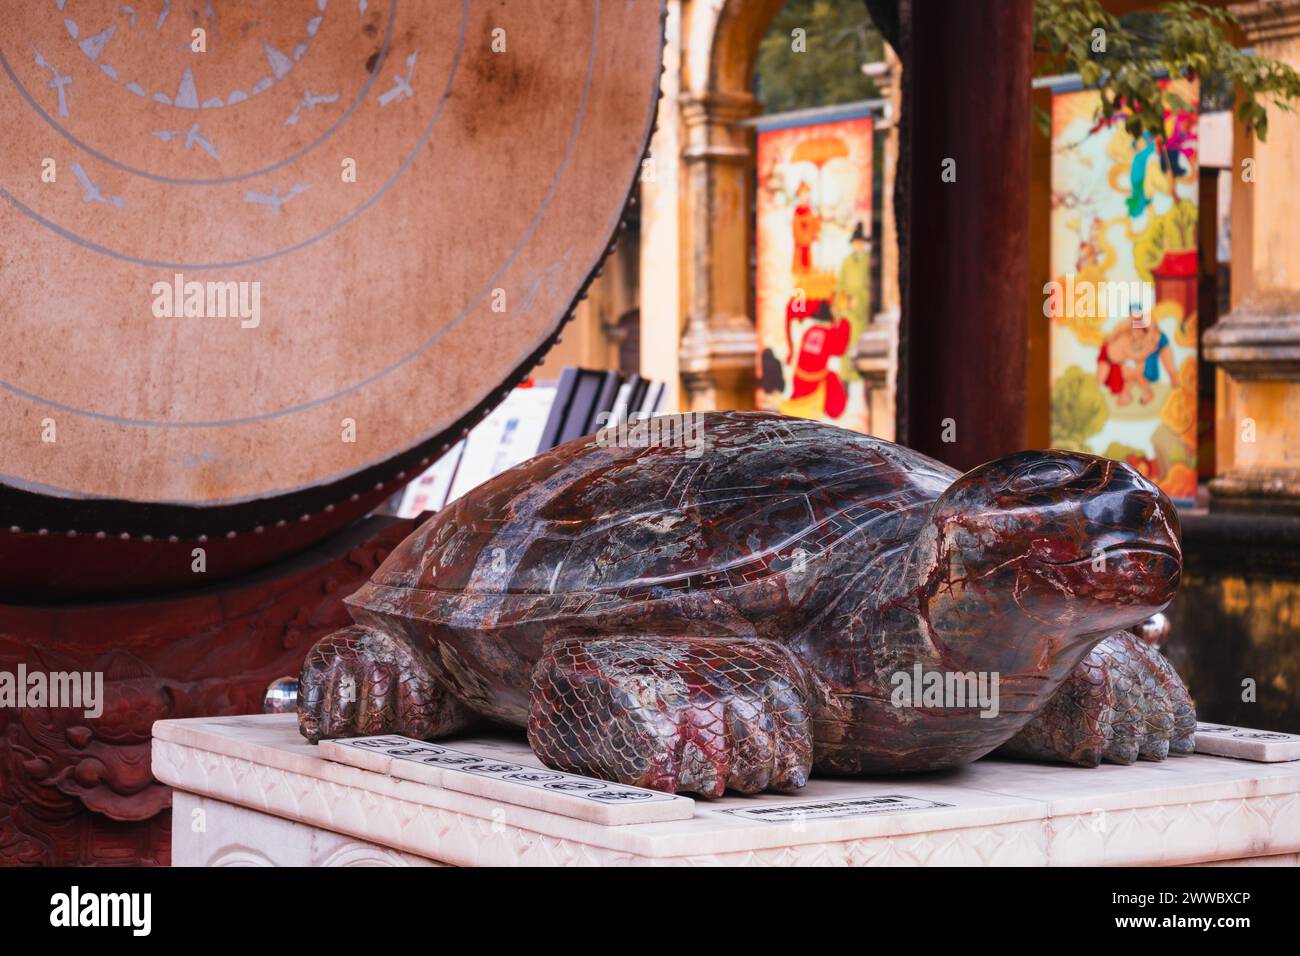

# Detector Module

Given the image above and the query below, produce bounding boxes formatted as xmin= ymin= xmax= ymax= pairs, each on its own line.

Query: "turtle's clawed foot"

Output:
xmin=298 ymin=624 xmax=475 ymax=743
xmin=999 ymin=631 xmax=1196 ymax=767
xmin=528 ymin=638 xmax=814 ymax=797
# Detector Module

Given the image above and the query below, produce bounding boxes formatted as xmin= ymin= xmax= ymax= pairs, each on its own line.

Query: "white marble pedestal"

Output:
xmin=153 ymin=714 xmax=1300 ymax=866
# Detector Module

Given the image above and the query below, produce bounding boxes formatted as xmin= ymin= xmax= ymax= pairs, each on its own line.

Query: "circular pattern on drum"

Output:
xmin=0 ymin=0 xmax=665 ymax=522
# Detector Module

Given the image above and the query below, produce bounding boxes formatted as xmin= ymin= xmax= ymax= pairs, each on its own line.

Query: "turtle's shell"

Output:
xmin=352 ymin=412 xmax=957 ymax=648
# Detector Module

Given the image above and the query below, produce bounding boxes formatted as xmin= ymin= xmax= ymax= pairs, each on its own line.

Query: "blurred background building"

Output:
xmin=538 ymin=0 xmax=1300 ymax=739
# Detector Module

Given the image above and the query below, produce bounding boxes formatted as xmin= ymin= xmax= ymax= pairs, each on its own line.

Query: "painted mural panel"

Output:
xmin=1048 ymin=81 xmax=1199 ymax=500
xmin=755 ymin=113 xmax=873 ymax=432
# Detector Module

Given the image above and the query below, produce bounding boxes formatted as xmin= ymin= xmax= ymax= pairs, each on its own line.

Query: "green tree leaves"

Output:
xmin=1034 ymin=0 xmax=1300 ymax=144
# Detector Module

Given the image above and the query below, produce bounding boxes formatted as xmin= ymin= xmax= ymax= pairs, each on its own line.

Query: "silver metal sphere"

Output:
xmin=263 ymin=676 xmax=299 ymax=714
xmin=1131 ymin=612 xmax=1171 ymax=648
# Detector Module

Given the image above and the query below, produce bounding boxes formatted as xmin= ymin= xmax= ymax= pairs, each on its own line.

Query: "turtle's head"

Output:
xmin=920 ymin=451 xmax=1181 ymax=643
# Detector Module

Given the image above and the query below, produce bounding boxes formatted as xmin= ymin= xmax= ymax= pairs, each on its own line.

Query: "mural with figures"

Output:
xmin=1048 ymin=81 xmax=1200 ymax=501
xmin=755 ymin=112 xmax=873 ymax=432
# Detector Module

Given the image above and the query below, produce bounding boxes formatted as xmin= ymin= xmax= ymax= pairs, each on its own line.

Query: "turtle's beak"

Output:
xmin=1037 ymin=460 xmax=1182 ymax=624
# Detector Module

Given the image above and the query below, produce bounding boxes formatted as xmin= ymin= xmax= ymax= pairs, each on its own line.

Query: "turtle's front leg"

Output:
xmin=997 ymin=631 xmax=1196 ymax=767
xmin=527 ymin=637 xmax=815 ymax=797
xmin=298 ymin=624 xmax=477 ymax=743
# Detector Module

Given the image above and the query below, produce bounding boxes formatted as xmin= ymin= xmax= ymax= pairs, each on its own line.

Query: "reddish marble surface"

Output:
xmin=300 ymin=412 xmax=1189 ymax=795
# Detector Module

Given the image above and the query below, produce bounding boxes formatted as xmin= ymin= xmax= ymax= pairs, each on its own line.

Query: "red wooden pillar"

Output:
xmin=901 ymin=0 xmax=1033 ymax=471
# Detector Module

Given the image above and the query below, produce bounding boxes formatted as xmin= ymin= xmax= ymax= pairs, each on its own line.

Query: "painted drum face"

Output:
xmin=0 ymin=0 xmax=666 ymax=596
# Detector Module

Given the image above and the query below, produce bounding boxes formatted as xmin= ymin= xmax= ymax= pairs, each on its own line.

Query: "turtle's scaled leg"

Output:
xmin=527 ymin=637 xmax=815 ymax=797
xmin=997 ymin=630 xmax=1196 ymax=767
xmin=298 ymin=624 xmax=477 ymax=743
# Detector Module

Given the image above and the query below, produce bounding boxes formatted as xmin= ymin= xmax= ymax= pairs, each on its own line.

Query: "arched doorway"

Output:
xmin=639 ymin=0 xmax=899 ymax=425
xmin=639 ymin=0 xmax=788 ymax=413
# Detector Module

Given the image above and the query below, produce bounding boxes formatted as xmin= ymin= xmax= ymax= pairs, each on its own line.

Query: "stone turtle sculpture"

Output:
xmin=299 ymin=411 xmax=1194 ymax=796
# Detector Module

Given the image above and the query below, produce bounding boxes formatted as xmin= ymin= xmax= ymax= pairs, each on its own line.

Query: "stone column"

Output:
xmin=677 ymin=90 xmax=761 ymax=412
xmin=639 ymin=0 xmax=686 ymax=412
xmin=873 ymin=43 xmax=903 ymax=320
xmin=1204 ymin=0 xmax=1300 ymax=514
xmin=853 ymin=312 xmax=899 ymax=441
xmin=853 ymin=42 xmax=902 ymax=441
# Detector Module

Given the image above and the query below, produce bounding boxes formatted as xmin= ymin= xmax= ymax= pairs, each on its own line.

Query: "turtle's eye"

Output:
xmin=1005 ymin=460 xmax=1079 ymax=493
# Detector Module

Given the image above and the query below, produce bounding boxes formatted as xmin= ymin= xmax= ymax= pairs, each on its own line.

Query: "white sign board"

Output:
xmin=1195 ymin=722 xmax=1300 ymax=762
xmin=320 ymin=734 xmax=694 ymax=826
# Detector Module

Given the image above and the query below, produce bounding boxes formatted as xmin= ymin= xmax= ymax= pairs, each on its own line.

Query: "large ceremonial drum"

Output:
xmin=0 ymin=0 xmax=665 ymax=597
